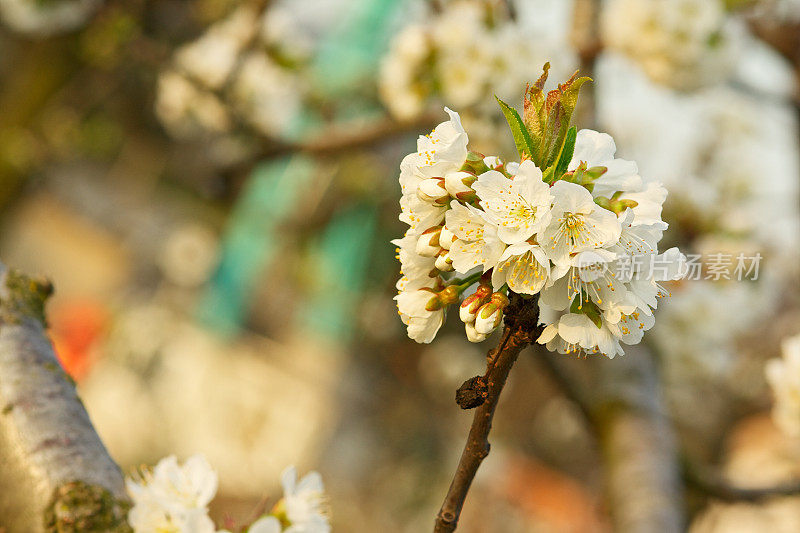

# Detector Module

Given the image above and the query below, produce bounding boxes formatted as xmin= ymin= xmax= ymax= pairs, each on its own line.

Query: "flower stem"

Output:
xmin=449 ymin=271 xmax=484 ymax=292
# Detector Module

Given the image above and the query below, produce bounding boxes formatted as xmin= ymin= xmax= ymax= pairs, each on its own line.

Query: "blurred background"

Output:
xmin=0 ymin=0 xmax=799 ymax=531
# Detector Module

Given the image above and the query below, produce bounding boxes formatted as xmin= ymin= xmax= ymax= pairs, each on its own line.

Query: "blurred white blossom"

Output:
xmin=601 ymin=0 xmax=742 ymax=90
xmin=379 ymin=0 xmax=575 ymax=144
xmin=126 ymin=454 xmax=218 ymax=533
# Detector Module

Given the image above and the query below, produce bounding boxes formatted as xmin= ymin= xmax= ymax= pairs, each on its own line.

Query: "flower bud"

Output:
xmin=439 ymin=226 xmax=456 ymax=250
xmin=458 ymin=285 xmax=493 ymax=323
xmin=415 ymin=226 xmax=442 ymax=257
xmin=424 ymin=293 xmax=443 ymax=312
xmin=459 ymin=151 xmax=490 ymax=176
xmin=444 ymin=171 xmax=477 ymax=202
xmin=474 ymin=292 xmax=510 ymax=335
xmin=459 ymin=295 xmax=482 ymax=323
xmin=434 ymin=250 xmax=454 ymax=272
xmin=416 ymin=178 xmax=449 ymax=204
xmin=465 ymin=322 xmax=488 ymax=343
xmin=438 ymin=285 xmax=460 ymax=306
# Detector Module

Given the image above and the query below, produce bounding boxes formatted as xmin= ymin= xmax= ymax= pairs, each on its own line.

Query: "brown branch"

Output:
xmin=433 ymin=295 xmax=543 ymax=533
xmin=259 ymin=113 xmax=441 ymax=158
xmin=0 ymin=263 xmax=129 ymax=532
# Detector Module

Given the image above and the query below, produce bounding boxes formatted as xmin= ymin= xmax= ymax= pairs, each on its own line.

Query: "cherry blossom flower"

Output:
xmin=473 ymin=160 xmax=553 ymax=245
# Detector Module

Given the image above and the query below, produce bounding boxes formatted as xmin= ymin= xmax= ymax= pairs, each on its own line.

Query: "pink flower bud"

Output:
xmin=458 ymin=285 xmax=493 ymax=324
xmin=459 ymin=294 xmax=483 ymax=323
xmin=474 ymin=292 xmax=509 ymax=335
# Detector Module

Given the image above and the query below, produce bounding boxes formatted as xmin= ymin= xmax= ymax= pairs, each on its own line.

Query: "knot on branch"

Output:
xmin=455 ymin=375 xmax=488 ymax=409
xmin=502 ymin=293 xmax=543 ymax=341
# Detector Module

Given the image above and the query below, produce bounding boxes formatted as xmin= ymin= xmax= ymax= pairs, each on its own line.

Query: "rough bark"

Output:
xmin=0 ymin=263 xmax=129 ymax=532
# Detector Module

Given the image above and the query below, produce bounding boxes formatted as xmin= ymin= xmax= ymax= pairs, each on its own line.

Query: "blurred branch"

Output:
xmin=534 ymin=344 xmax=685 ymax=532
xmin=594 ymin=346 xmax=685 ymax=532
xmin=259 ymin=113 xmax=440 ymax=157
xmin=746 ymin=10 xmax=800 ymax=69
xmin=570 ymin=0 xmax=603 ymax=129
xmin=433 ymin=295 xmax=544 ymax=533
xmin=685 ymin=458 xmax=800 ymax=502
xmin=0 ymin=263 xmax=129 ymax=532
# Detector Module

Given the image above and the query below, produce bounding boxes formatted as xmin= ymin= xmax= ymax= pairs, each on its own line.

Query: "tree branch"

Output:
xmin=433 ymin=295 xmax=543 ymax=533
xmin=0 ymin=263 xmax=129 ymax=532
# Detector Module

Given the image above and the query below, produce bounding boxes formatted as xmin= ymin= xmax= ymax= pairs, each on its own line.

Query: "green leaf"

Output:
xmin=551 ymin=126 xmax=577 ymax=181
xmin=496 ymin=96 xmax=537 ymax=161
xmin=570 ymin=295 xmax=603 ymax=329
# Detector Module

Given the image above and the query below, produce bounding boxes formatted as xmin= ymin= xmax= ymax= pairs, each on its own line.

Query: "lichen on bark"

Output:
xmin=0 ymin=268 xmax=53 ymax=326
xmin=44 ymin=481 xmax=131 ymax=533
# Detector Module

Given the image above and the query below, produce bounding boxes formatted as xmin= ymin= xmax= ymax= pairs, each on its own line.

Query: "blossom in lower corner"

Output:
xmin=272 ymin=466 xmax=330 ymax=533
xmin=126 ymin=454 xmax=218 ymax=533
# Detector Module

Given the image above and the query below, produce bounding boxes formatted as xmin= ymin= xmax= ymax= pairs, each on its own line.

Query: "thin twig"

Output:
xmin=433 ymin=295 xmax=543 ymax=532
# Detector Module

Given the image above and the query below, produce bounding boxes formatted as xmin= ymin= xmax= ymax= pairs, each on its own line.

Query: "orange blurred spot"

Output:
xmin=49 ymin=300 xmax=108 ymax=382
xmin=497 ymin=454 xmax=610 ymax=533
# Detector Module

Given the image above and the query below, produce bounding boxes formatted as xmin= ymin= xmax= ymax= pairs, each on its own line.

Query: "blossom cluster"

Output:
xmin=126 ymin=455 xmax=329 ymax=533
xmin=393 ymin=74 xmax=685 ymax=358
xmin=766 ymin=334 xmax=800 ymax=437
xmin=601 ymin=0 xmax=740 ymax=90
xmin=379 ymin=0 xmax=570 ymax=121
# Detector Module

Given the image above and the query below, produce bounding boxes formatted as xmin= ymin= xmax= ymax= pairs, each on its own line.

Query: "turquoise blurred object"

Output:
xmin=197 ymin=0 xmax=403 ymax=341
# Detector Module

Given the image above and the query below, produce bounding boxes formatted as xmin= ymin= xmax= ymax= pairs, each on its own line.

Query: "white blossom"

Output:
xmin=247 ymin=516 xmax=282 ymax=533
xmin=0 ymin=0 xmax=99 ymax=36
xmin=491 ymin=243 xmax=550 ymax=295
xmin=445 ymin=201 xmax=505 ymax=273
xmin=394 ymin=288 xmax=445 ymax=344
xmin=600 ymin=0 xmax=741 ymax=90
xmin=126 ymin=455 xmax=218 ymax=533
xmin=473 ymin=160 xmax=553 ymax=245
xmin=280 ymin=466 xmax=330 ymax=533
xmin=539 ymin=180 xmax=621 ymax=266
xmin=392 ymin=108 xmax=681 ymax=355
